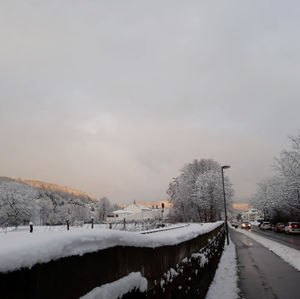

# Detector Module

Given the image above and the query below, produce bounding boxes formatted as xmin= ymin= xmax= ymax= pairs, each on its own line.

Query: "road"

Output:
xmin=230 ymin=229 xmax=300 ymax=299
xmin=250 ymin=225 xmax=300 ymax=251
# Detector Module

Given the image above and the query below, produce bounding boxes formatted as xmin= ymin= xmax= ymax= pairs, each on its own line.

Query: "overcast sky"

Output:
xmin=1 ymin=1 xmax=299 ymax=204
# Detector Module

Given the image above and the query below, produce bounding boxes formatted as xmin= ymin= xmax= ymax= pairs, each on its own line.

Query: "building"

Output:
xmin=124 ymin=203 xmax=152 ymax=213
xmin=109 ymin=202 xmax=168 ymax=222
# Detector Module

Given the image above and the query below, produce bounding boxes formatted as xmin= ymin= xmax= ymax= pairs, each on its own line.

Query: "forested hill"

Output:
xmin=0 ymin=177 xmax=98 ymax=226
xmin=16 ymin=178 xmax=96 ymax=202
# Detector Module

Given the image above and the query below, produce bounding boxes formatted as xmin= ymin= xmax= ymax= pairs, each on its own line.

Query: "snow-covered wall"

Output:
xmin=0 ymin=222 xmax=222 ymax=273
xmin=0 ymin=222 xmax=224 ymax=299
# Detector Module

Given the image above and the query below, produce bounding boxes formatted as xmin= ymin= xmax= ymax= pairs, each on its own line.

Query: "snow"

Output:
xmin=112 ymin=210 xmax=134 ymax=214
xmin=205 ymin=237 xmax=239 ymax=299
xmin=164 ymin=267 xmax=179 ymax=283
xmin=181 ymin=257 xmax=188 ymax=263
xmin=236 ymin=228 xmax=300 ymax=271
xmin=108 ymin=208 xmax=169 ymax=222
xmin=170 ymin=268 xmax=179 ymax=277
xmin=199 ymin=254 xmax=208 ymax=267
xmin=0 ymin=222 xmax=222 ymax=273
xmin=80 ymin=272 xmax=147 ymax=299
xmin=140 ymin=223 xmax=189 ymax=234
xmin=191 ymin=252 xmax=201 ymax=258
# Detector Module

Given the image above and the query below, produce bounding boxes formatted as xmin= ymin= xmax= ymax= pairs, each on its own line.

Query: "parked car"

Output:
xmin=241 ymin=221 xmax=251 ymax=229
xmin=257 ymin=218 xmax=264 ymax=228
xmin=284 ymin=222 xmax=300 ymax=234
xmin=260 ymin=222 xmax=272 ymax=230
xmin=274 ymin=223 xmax=286 ymax=233
xmin=231 ymin=221 xmax=238 ymax=228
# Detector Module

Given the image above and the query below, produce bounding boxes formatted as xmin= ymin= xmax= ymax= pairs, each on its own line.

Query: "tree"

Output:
xmin=252 ymin=133 xmax=300 ymax=222
xmin=196 ymin=167 xmax=233 ymax=222
xmin=37 ymin=198 xmax=54 ymax=225
xmin=167 ymin=159 xmax=233 ymax=222
xmin=0 ymin=177 xmax=112 ymax=226
xmin=97 ymin=197 xmax=112 ymax=222
xmin=0 ymin=181 xmax=38 ymax=227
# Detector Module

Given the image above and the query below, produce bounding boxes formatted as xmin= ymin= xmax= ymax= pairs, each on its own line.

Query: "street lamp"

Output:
xmin=221 ymin=165 xmax=230 ymax=245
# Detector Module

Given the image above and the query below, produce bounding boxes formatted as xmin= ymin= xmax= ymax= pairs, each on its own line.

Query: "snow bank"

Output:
xmin=236 ymin=228 xmax=300 ymax=271
xmin=0 ymin=222 xmax=222 ymax=273
xmin=205 ymin=237 xmax=239 ymax=299
xmin=80 ymin=272 xmax=147 ymax=299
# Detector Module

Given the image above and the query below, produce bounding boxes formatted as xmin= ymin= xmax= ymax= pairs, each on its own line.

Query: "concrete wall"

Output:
xmin=0 ymin=224 xmax=224 ymax=299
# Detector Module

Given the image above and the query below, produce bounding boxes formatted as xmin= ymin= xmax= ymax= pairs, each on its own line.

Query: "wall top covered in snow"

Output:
xmin=0 ymin=222 xmax=222 ymax=273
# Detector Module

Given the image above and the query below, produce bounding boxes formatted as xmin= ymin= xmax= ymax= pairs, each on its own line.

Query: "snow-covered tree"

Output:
xmin=0 ymin=180 xmax=38 ymax=227
xmin=167 ymin=159 xmax=233 ymax=222
xmin=252 ymin=133 xmax=300 ymax=222
xmin=196 ymin=167 xmax=233 ymax=222
xmin=97 ymin=197 xmax=112 ymax=221
xmin=37 ymin=198 xmax=54 ymax=225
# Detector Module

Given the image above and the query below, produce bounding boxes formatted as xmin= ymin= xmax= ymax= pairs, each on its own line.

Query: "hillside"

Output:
xmin=17 ymin=178 xmax=96 ymax=201
xmin=0 ymin=176 xmax=98 ymax=226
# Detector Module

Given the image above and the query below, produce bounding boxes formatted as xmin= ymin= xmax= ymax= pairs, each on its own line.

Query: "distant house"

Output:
xmin=107 ymin=202 xmax=168 ymax=222
xmin=124 ymin=203 xmax=152 ymax=214
xmin=112 ymin=209 xmax=134 ymax=218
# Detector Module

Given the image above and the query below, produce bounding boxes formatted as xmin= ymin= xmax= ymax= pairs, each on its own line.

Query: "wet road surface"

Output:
xmin=230 ymin=229 xmax=300 ymax=299
xmin=250 ymin=225 xmax=300 ymax=251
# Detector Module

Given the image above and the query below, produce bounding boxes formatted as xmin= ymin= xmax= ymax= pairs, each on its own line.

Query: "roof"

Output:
xmin=112 ymin=210 xmax=135 ymax=214
xmin=136 ymin=204 xmax=151 ymax=211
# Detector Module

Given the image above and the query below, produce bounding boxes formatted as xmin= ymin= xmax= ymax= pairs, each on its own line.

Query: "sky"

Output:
xmin=1 ymin=0 xmax=299 ymax=204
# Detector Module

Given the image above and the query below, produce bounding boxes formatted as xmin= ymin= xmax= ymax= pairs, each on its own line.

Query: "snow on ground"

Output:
xmin=236 ymin=228 xmax=300 ymax=271
xmin=205 ymin=237 xmax=239 ymax=299
xmin=0 ymin=222 xmax=222 ymax=273
xmin=80 ymin=272 xmax=147 ymax=299
xmin=0 ymin=222 xmax=169 ymax=234
xmin=140 ymin=223 xmax=190 ymax=234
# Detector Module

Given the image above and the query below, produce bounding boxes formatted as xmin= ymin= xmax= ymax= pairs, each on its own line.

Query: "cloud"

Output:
xmin=0 ymin=1 xmax=299 ymax=203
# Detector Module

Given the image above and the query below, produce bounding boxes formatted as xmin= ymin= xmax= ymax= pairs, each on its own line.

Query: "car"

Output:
xmin=260 ymin=222 xmax=272 ymax=230
xmin=274 ymin=222 xmax=286 ymax=233
xmin=231 ymin=221 xmax=238 ymax=228
xmin=241 ymin=221 xmax=251 ymax=229
xmin=284 ymin=222 xmax=300 ymax=234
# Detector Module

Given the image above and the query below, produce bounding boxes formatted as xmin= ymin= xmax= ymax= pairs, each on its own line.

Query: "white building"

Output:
xmin=112 ymin=209 xmax=135 ymax=218
xmin=109 ymin=203 xmax=168 ymax=222
xmin=124 ymin=204 xmax=151 ymax=213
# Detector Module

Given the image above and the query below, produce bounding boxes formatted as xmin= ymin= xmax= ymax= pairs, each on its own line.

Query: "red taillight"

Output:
xmin=289 ymin=226 xmax=292 ymax=229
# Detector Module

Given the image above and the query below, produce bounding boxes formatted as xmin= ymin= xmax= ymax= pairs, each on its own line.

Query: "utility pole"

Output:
xmin=161 ymin=203 xmax=165 ymax=225
xmin=221 ymin=165 xmax=230 ymax=245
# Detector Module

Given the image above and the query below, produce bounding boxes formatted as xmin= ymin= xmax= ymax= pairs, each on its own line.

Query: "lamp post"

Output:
xmin=161 ymin=203 xmax=165 ymax=225
xmin=221 ymin=165 xmax=230 ymax=245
